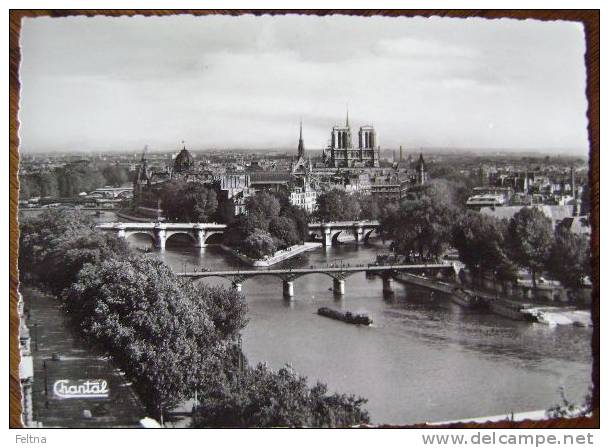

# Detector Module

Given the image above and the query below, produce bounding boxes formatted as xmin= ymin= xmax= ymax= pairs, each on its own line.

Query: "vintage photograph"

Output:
xmin=14 ymin=12 xmax=594 ymax=428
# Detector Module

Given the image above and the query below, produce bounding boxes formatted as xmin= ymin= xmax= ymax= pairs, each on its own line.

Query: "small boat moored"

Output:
xmin=489 ymin=299 xmax=537 ymax=321
xmin=317 ymin=307 xmax=373 ymax=326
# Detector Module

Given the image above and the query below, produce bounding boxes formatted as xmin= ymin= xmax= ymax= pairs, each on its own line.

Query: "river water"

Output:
xmin=121 ymin=231 xmax=592 ymax=425
xmin=20 ymin=210 xmax=590 ymax=424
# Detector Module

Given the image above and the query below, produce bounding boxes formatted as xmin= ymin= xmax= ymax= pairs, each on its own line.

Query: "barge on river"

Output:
xmin=317 ymin=307 xmax=373 ymax=326
xmin=489 ymin=299 xmax=538 ymax=322
xmin=451 ymin=287 xmax=486 ymax=309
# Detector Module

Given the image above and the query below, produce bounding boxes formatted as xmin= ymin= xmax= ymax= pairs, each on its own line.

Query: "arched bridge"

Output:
xmin=177 ymin=263 xmax=458 ymax=298
xmin=308 ymin=220 xmax=380 ymax=246
xmin=96 ymin=222 xmax=227 ymax=249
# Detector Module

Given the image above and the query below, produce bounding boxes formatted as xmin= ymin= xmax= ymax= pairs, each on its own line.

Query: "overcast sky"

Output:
xmin=19 ymin=14 xmax=588 ymax=154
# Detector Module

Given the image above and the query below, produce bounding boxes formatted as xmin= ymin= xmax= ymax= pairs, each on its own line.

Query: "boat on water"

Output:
xmin=317 ymin=307 xmax=372 ymax=326
xmin=488 ymin=299 xmax=537 ymax=322
xmin=451 ymin=287 xmax=486 ymax=308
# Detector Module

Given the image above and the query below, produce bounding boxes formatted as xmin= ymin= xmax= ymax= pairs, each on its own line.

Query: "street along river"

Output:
xmin=126 ymin=233 xmax=591 ymax=425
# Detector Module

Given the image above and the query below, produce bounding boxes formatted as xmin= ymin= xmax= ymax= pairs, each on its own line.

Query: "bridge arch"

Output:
xmin=203 ymin=231 xmax=224 ymax=245
xmin=330 ymin=230 xmax=344 ymax=245
xmin=124 ymin=230 xmax=155 ymax=244
xmin=165 ymin=231 xmax=197 ymax=247
xmin=363 ymin=228 xmax=377 ymax=242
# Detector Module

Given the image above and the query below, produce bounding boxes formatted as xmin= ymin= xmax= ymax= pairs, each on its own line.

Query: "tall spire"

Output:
xmin=297 ymin=119 xmax=305 ymax=158
xmin=346 ymin=105 xmax=350 ymax=127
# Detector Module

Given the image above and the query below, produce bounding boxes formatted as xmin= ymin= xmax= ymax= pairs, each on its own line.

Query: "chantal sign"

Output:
xmin=53 ymin=379 xmax=110 ymax=399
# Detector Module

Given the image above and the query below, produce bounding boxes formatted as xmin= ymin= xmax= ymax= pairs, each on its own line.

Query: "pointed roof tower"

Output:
xmin=346 ymin=105 xmax=350 ymax=128
xmin=416 ymin=153 xmax=426 ymax=171
xmin=297 ymin=120 xmax=305 ymax=158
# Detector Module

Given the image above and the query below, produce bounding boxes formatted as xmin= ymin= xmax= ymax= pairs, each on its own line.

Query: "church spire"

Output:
xmin=346 ymin=105 xmax=350 ymax=127
xmin=297 ymin=119 xmax=305 ymax=158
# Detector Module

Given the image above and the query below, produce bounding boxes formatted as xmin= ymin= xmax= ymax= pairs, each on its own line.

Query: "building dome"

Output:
xmin=173 ymin=146 xmax=195 ymax=173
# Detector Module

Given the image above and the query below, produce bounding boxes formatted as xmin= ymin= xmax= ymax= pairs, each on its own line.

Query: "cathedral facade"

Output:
xmin=322 ymin=113 xmax=380 ymax=168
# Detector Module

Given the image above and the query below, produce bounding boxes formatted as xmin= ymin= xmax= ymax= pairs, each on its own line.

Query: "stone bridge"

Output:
xmin=96 ymin=222 xmax=227 ymax=250
xmin=177 ymin=263 xmax=458 ymax=298
xmin=308 ymin=220 xmax=380 ymax=246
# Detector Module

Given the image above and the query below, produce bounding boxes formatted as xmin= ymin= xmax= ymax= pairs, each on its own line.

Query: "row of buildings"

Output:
xmin=132 ymin=116 xmax=430 ymax=219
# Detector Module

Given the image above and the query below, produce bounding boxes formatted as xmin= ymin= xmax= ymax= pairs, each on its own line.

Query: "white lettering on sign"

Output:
xmin=53 ymin=379 xmax=110 ymax=399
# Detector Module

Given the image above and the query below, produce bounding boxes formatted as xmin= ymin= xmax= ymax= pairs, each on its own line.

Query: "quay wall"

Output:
xmin=219 ymin=242 xmax=322 ymax=267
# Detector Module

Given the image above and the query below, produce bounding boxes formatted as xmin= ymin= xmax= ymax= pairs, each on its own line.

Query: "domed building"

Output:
xmin=173 ymin=144 xmax=195 ymax=173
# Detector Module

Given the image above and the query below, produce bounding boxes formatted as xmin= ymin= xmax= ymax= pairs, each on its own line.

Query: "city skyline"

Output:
xmin=19 ymin=15 xmax=589 ymax=154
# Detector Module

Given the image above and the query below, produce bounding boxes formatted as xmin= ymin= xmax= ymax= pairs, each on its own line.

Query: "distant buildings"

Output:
xmin=127 ymin=114 xmax=436 ymax=220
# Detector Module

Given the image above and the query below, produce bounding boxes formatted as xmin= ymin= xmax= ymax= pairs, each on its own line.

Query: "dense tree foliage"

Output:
xmin=19 ymin=171 xmax=59 ymax=200
xmin=193 ymin=363 xmax=370 ymax=428
xmin=241 ymin=231 xmax=277 ymax=259
xmin=244 ymin=191 xmax=281 ymax=229
xmin=161 ymin=181 xmax=218 ymax=222
xmin=101 ymin=165 xmax=130 ymax=187
xmin=507 ymin=207 xmax=554 ymax=291
xmin=18 ymin=209 xmax=130 ymax=293
xmin=20 ymin=163 xmax=131 ymax=200
xmin=279 ymin=203 xmax=310 ymax=242
xmin=315 ymin=190 xmax=361 ymax=222
xmin=356 ymin=193 xmax=382 ymax=220
xmin=381 ymin=196 xmax=455 ymax=262
xmin=223 ymin=191 xmax=309 ymax=258
xmin=269 ymin=216 xmax=300 ymax=249
xmin=547 ymin=226 xmax=591 ymax=289
xmin=452 ymin=211 xmax=517 ymax=283
xmin=66 ymin=255 xmax=246 ymax=422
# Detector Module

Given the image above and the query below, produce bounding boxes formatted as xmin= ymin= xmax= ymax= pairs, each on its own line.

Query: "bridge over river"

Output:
xmin=177 ymin=263 xmax=459 ymax=297
xmin=97 ymin=220 xmax=381 ymax=249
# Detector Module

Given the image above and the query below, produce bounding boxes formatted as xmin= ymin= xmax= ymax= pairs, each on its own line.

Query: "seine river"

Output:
xmin=129 ymin=233 xmax=592 ymax=425
xmin=22 ymin=210 xmax=591 ymax=424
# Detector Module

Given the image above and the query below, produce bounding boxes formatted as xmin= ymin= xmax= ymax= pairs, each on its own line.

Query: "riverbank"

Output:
xmin=219 ymin=242 xmax=322 ymax=267
xmin=115 ymin=209 xmax=163 ymax=222
xmin=393 ymin=272 xmax=591 ymax=326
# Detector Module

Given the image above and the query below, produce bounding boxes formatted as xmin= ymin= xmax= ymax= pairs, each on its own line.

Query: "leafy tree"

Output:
xmin=56 ymin=165 xmax=107 ymax=197
xmin=192 ymin=363 xmax=369 ymax=428
xmin=244 ymin=192 xmax=281 ymax=230
xmin=547 ymin=226 xmax=591 ymax=288
xmin=19 ymin=172 xmax=59 ymax=199
xmin=241 ymin=231 xmax=276 ymax=259
xmin=40 ymin=231 xmax=130 ymax=296
xmin=452 ymin=211 xmax=515 ymax=283
xmin=66 ymin=256 xmax=231 ymax=423
xmin=381 ymin=196 xmax=455 ymax=262
xmin=18 ymin=209 xmax=97 ymax=284
xmin=196 ymin=283 xmax=248 ymax=341
xmin=507 ymin=207 xmax=554 ymax=291
xmin=356 ymin=193 xmax=381 ymax=220
xmin=269 ymin=216 xmax=300 ymax=249
xmin=315 ymin=190 xmax=361 ymax=222
xmin=162 ymin=181 xmax=218 ymax=222
xmin=221 ymin=214 xmax=259 ymax=247
xmin=280 ymin=204 xmax=309 ymax=242
xmin=102 ymin=164 xmax=129 ymax=187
